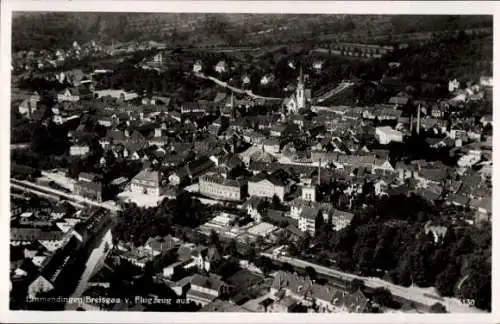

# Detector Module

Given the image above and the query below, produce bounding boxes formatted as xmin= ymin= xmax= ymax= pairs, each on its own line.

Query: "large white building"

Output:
xmin=248 ymin=173 xmax=290 ymax=201
xmin=199 ymin=173 xmax=245 ymax=201
xmin=130 ymin=170 xmax=162 ymax=196
xmin=375 ymin=126 xmax=403 ymax=145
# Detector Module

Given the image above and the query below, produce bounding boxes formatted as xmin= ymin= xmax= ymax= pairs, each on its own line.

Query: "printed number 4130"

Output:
xmin=459 ymin=299 xmax=475 ymax=306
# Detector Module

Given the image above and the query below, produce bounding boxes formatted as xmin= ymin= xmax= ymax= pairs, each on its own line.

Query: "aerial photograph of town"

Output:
xmin=8 ymin=11 xmax=492 ymax=314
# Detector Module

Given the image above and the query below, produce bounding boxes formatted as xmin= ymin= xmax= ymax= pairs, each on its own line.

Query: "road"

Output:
xmin=66 ymin=229 xmax=114 ymax=310
xmin=10 ymin=178 xmax=121 ymax=212
xmin=195 ymin=73 xmax=284 ymax=101
xmin=316 ymin=81 xmax=354 ymax=103
xmin=261 ymin=253 xmax=486 ymax=313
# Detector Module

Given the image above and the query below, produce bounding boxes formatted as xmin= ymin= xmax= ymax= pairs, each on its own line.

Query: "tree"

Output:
xmin=349 ymin=279 xmax=365 ymax=293
xmin=430 ymin=302 xmax=447 ymax=313
xmin=304 ymin=266 xmax=317 ymax=280
xmin=281 ymin=262 xmax=294 ymax=273
xmin=224 ymin=238 xmax=238 ymax=257
xmin=209 ymin=229 xmax=221 ymax=247
xmin=315 ymin=210 xmax=324 ymax=234
xmin=271 ymin=194 xmax=283 ymax=210
xmin=371 ymin=287 xmax=394 ymax=308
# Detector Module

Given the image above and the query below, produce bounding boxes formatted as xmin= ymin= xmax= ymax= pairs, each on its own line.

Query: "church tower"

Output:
xmin=296 ymin=66 xmax=305 ymax=110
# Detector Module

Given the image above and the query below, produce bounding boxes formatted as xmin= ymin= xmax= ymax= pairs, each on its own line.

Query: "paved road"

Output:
xmin=261 ymin=253 xmax=485 ymax=313
xmin=11 ymin=178 xmax=121 ymax=212
xmin=195 ymin=73 xmax=284 ymax=101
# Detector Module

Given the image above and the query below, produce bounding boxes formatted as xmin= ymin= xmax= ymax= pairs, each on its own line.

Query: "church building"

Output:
xmin=283 ymin=67 xmax=311 ymax=115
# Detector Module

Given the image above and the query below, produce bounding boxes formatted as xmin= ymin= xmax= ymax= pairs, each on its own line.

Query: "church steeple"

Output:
xmin=296 ymin=65 xmax=305 ymax=109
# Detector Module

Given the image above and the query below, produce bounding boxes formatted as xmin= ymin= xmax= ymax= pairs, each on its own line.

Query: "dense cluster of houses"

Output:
xmin=11 ymin=48 xmax=493 ymax=312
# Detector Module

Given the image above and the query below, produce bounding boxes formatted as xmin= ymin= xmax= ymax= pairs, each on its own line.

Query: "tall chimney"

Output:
xmin=416 ymin=104 xmax=421 ymax=135
xmin=410 ymin=113 xmax=413 ymax=134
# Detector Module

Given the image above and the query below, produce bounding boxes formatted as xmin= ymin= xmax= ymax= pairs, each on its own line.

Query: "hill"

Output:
xmin=12 ymin=13 xmax=492 ymax=52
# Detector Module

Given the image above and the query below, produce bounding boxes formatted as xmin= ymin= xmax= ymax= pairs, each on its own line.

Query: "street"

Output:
xmin=261 ymin=253 xmax=486 ymax=313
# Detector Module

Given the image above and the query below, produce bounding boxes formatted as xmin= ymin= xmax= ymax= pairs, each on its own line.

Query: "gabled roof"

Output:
xmin=133 ymin=169 xmax=161 ymax=185
xmin=299 ymin=206 xmax=319 ymax=220
xmin=191 ymin=274 xmax=225 ymax=291
xmin=145 ymin=234 xmax=178 ymax=252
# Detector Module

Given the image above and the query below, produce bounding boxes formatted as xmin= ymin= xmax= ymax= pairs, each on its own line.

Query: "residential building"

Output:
xmin=69 ymin=144 xmax=90 ymax=156
xmin=57 ymin=88 xmax=80 ymax=102
xmin=263 ymin=138 xmax=280 ymax=154
xmin=215 ymin=61 xmax=227 ymax=73
xmin=93 ymin=89 xmax=139 ymax=101
xmin=270 ymin=271 xmax=368 ymax=313
xmin=18 ymin=92 xmax=40 ymax=118
xmin=74 ymin=181 xmax=103 ymax=202
xmin=187 ymin=274 xmax=231 ymax=307
xmin=248 ymin=172 xmax=290 ymax=201
xmin=199 ymin=173 xmax=246 ymax=201
xmin=375 ymin=126 xmax=403 ymax=145
xmin=130 ymin=169 xmax=162 ymax=196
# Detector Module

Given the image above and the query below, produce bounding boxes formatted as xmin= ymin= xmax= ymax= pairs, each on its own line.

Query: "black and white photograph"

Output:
xmin=2 ymin=1 xmax=496 ymax=322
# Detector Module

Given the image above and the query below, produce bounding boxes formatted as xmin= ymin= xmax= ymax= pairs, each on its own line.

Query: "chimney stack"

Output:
xmin=410 ymin=113 xmax=413 ymax=134
xmin=416 ymin=104 xmax=421 ymax=135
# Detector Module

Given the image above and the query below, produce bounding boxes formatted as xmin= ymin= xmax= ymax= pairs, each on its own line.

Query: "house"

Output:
xmin=214 ymin=61 xmax=227 ymax=73
xmin=69 ymin=144 xmax=90 ymax=156
xmin=313 ymin=60 xmax=324 ymax=71
xmin=181 ymin=102 xmax=215 ymax=115
xmin=424 ymin=221 xmax=448 ymax=243
xmin=388 ymin=95 xmax=409 ymax=107
xmin=28 ymin=237 xmax=80 ymax=297
xmin=162 ymin=260 xmax=188 ymax=279
xmin=298 ymin=206 xmax=318 ymax=234
xmin=97 ymin=116 xmax=114 ymax=127
xmin=270 ymin=124 xmax=287 ymax=137
xmin=480 ymin=115 xmax=493 ymax=127
xmin=260 ymin=74 xmax=275 ymax=85
xmin=248 ymin=172 xmax=291 ymax=201
xmin=375 ymin=126 xmax=403 ymax=145
xmin=242 ymin=74 xmax=250 ymax=85
xmin=10 ymin=227 xmax=66 ymax=249
xmin=57 ymin=88 xmax=80 ymax=102
xmin=193 ymin=61 xmax=203 ymax=73
xmin=169 ymin=166 xmax=189 ymax=186
xmin=130 ymin=169 xmax=162 ymax=196
xmin=193 ymin=246 xmax=222 ymax=272
xmin=187 ymin=274 xmax=231 ymax=307
xmin=470 ymin=196 xmax=492 ymax=223
xmin=93 ymin=89 xmax=139 ymax=102
xmin=202 ymin=299 xmax=249 ymax=312
xmin=144 ymin=234 xmax=179 ymax=256
xmin=18 ymin=92 xmax=40 ymax=117
xmin=263 ymin=138 xmax=280 ymax=154
xmin=479 ymin=76 xmax=493 ymax=87
xmin=448 ymin=79 xmax=460 ymax=92
xmin=258 ymin=296 xmax=300 ymax=313
xmin=242 ymin=196 xmax=265 ymax=223
xmin=270 ymin=271 xmax=368 ymax=313
xmin=199 ymin=172 xmax=246 ymax=201
xmin=74 ymin=181 xmax=103 ymax=202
